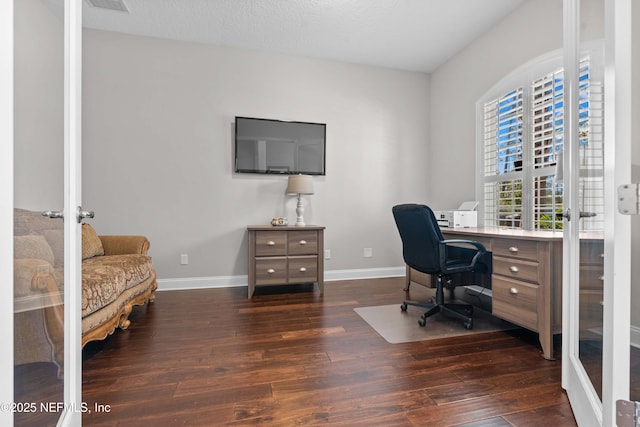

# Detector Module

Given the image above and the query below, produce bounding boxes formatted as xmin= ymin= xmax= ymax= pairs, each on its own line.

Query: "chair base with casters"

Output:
xmin=400 ymin=274 xmax=474 ymax=329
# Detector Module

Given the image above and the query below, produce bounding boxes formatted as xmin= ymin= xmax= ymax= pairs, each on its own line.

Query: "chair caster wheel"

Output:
xmin=418 ymin=317 xmax=426 ymax=327
xmin=464 ymin=320 xmax=473 ymax=330
xmin=400 ymin=303 xmax=408 ymax=312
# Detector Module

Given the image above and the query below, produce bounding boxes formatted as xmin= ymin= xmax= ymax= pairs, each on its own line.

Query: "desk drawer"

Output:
xmin=288 ymin=256 xmax=318 ymax=283
xmin=254 ymin=258 xmax=287 ymax=285
xmin=580 ymin=265 xmax=604 ymax=290
xmin=288 ymin=231 xmax=318 ymax=255
xmin=492 ymin=238 xmax=538 ymax=261
xmin=580 ymin=240 xmax=604 ymax=265
xmin=493 ymin=256 xmax=539 ymax=284
xmin=255 ymin=232 xmax=286 ymax=256
xmin=492 ymin=276 xmax=538 ymax=331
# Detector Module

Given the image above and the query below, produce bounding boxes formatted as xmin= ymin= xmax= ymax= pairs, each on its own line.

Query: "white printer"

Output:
xmin=434 ymin=201 xmax=478 ymax=228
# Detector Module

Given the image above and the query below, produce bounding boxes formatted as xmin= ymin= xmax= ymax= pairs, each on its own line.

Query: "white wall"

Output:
xmin=81 ymin=30 xmax=431 ymax=281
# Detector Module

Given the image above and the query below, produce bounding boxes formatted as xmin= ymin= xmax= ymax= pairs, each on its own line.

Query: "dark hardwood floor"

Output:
xmin=19 ymin=278 xmax=580 ymax=426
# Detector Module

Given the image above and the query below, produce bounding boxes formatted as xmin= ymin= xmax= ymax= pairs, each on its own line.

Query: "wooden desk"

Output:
xmin=408 ymin=227 xmax=563 ymax=360
xmin=408 ymin=227 xmax=605 ymax=360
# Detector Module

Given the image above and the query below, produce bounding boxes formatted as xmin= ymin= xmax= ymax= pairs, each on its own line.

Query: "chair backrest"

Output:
xmin=392 ymin=204 xmax=444 ymax=275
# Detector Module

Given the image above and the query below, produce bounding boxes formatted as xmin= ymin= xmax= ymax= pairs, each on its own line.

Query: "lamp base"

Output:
xmin=295 ymin=195 xmax=306 ymax=226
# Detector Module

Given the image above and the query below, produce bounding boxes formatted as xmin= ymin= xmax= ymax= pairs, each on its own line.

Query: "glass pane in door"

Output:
xmin=631 ymin=148 xmax=640 ymax=401
xmin=577 ymin=0 xmax=605 ymax=400
xmin=13 ymin=0 xmax=65 ymax=425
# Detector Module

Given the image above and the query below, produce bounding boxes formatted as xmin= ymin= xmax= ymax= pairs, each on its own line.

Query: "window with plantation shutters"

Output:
xmin=482 ymin=89 xmax=524 ymax=228
xmin=530 ymin=67 xmax=564 ymax=230
xmin=478 ymin=52 xmax=603 ymax=232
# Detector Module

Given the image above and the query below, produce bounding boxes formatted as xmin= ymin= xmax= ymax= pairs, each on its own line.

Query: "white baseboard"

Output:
xmin=325 ymin=267 xmax=405 ymax=281
xmin=157 ymin=275 xmax=246 ymax=291
xmin=156 ymin=267 xmax=405 ymax=292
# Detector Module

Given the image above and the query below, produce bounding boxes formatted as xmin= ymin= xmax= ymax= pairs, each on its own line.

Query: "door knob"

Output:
xmin=557 ymin=209 xmax=596 ymax=221
xmin=42 ymin=210 xmax=64 ymax=219
xmin=77 ymin=207 xmax=95 ymax=223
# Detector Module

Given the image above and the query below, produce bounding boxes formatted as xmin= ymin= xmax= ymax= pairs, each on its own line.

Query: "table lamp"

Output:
xmin=287 ymin=174 xmax=314 ymax=226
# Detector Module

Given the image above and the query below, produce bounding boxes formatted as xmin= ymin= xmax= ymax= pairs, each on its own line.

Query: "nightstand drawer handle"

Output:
xmin=299 ymin=267 xmax=307 ymax=272
xmin=508 ymin=246 xmax=519 ymax=253
xmin=509 ymin=266 xmax=519 ymax=273
xmin=267 ymin=268 xmax=276 ymax=274
xmin=267 ymin=241 xmax=276 ymax=246
xmin=299 ymin=240 xmax=307 ymax=245
xmin=509 ymin=287 xmax=519 ymax=295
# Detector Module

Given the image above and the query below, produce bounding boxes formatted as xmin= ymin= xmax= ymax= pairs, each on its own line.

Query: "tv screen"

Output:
xmin=234 ymin=117 xmax=326 ymax=175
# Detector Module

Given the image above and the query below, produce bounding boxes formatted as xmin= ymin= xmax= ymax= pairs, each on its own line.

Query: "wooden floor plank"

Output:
xmin=14 ymin=277 xmax=584 ymax=426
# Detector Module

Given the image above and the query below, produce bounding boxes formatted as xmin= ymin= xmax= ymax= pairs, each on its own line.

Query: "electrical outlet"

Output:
xmin=363 ymin=248 xmax=373 ymax=258
xmin=324 ymin=249 xmax=331 ymax=259
xmin=180 ymin=254 xmax=189 ymax=265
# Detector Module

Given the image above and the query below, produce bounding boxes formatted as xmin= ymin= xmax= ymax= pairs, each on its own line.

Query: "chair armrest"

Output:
xmin=441 ymin=239 xmax=487 ymax=254
xmin=99 ymin=235 xmax=150 ymax=256
xmin=439 ymin=239 xmax=488 ymax=274
xmin=14 ymin=258 xmax=63 ymax=314
xmin=14 ymin=258 xmax=53 ymax=297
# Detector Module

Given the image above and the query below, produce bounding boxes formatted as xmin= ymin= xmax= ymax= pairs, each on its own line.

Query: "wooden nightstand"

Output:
xmin=247 ymin=225 xmax=325 ymax=298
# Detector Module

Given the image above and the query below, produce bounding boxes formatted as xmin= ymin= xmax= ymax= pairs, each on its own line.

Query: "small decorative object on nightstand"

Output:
xmin=271 ymin=217 xmax=288 ymax=226
xmin=247 ymin=225 xmax=325 ymax=298
xmin=287 ymin=174 xmax=314 ymax=226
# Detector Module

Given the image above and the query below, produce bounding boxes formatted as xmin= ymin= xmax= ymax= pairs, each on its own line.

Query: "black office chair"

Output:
xmin=392 ymin=204 xmax=488 ymax=330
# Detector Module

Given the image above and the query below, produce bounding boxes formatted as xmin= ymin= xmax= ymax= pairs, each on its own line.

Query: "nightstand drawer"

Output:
xmin=288 ymin=231 xmax=318 ymax=255
xmin=493 ymin=257 xmax=539 ymax=284
xmin=492 ymin=276 xmax=538 ymax=331
xmin=492 ymin=238 xmax=538 ymax=261
xmin=254 ymin=258 xmax=287 ymax=285
xmin=255 ymin=232 xmax=286 ymax=256
xmin=288 ymin=256 xmax=318 ymax=283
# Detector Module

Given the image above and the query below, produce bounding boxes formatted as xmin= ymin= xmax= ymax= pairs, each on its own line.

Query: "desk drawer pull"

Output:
xmin=509 ymin=287 xmax=519 ymax=295
xmin=509 ymin=246 xmax=519 ymax=253
xmin=267 ymin=268 xmax=276 ymax=274
xmin=267 ymin=241 xmax=276 ymax=246
xmin=509 ymin=266 xmax=519 ymax=273
xmin=299 ymin=267 xmax=307 ymax=272
xmin=299 ymin=240 xmax=307 ymax=245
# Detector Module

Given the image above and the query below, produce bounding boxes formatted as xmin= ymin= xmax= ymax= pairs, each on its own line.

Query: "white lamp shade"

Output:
xmin=287 ymin=174 xmax=314 ymax=195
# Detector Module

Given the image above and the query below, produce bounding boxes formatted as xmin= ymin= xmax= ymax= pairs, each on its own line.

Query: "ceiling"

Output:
xmin=42 ymin=0 xmax=526 ymax=73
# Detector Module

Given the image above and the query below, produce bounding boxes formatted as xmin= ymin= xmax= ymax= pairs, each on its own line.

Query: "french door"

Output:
xmin=562 ymin=0 xmax=634 ymax=426
xmin=5 ymin=0 xmax=84 ymax=426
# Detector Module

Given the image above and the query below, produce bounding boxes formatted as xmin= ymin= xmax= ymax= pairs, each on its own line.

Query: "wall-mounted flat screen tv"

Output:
xmin=235 ymin=116 xmax=326 ymax=175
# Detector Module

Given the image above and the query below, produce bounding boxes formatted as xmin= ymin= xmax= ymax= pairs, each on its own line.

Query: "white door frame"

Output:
xmin=1 ymin=1 xmax=84 ymax=426
xmin=58 ymin=0 xmax=83 ymax=426
xmin=562 ymin=0 xmax=632 ymax=426
xmin=601 ymin=0 xmax=632 ymax=424
xmin=0 ymin=1 xmax=15 ymax=425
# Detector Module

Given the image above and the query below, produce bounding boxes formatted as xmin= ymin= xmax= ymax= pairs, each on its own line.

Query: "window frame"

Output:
xmin=475 ymin=44 xmax=604 ymax=231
